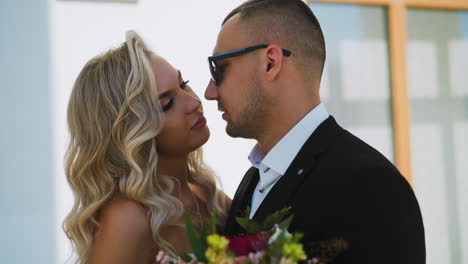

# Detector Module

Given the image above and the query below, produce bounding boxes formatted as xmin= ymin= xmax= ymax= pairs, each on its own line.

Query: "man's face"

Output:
xmin=205 ymin=15 xmax=270 ymax=139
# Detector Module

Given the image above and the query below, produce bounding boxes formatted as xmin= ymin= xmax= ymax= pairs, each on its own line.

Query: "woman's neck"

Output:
xmin=157 ymin=154 xmax=198 ymax=201
xmin=158 ymin=154 xmax=190 ymax=182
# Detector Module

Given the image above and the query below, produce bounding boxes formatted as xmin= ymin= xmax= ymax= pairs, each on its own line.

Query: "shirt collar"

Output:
xmin=248 ymin=103 xmax=329 ymax=175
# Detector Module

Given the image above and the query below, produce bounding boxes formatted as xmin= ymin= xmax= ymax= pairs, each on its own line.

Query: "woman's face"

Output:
xmin=151 ymin=54 xmax=210 ymax=156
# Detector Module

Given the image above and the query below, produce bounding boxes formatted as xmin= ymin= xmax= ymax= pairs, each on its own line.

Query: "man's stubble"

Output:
xmin=225 ymin=70 xmax=273 ymax=140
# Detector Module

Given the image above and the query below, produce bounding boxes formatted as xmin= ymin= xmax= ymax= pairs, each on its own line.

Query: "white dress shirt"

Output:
xmin=248 ymin=103 xmax=329 ymax=218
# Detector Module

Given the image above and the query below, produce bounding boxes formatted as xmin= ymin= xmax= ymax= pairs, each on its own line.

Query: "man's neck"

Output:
xmin=256 ymin=100 xmax=321 ymax=154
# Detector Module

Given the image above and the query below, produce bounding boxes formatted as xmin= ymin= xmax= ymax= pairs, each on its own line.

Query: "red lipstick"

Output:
xmin=192 ymin=116 xmax=207 ymax=129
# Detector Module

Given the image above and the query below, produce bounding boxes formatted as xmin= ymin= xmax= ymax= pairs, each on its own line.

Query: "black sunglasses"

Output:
xmin=208 ymin=44 xmax=292 ymax=85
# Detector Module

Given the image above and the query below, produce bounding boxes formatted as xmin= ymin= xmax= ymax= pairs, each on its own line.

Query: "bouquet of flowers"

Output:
xmin=155 ymin=207 xmax=347 ymax=264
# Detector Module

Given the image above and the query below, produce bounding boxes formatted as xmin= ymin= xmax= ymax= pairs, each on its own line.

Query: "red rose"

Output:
xmin=228 ymin=233 xmax=270 ymax=256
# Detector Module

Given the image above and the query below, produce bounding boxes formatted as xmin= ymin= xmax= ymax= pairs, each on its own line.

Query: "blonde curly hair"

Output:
xmin=63 ymin=31 xmax=228 ymax=263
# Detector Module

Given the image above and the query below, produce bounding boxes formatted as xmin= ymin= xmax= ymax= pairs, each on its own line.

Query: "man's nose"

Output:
xmin=204 ymin=79 xmax=219 ymax=101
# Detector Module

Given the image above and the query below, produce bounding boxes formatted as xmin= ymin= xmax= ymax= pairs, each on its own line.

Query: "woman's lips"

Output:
xmin=192 ymin=116 xmax=207 ymax=129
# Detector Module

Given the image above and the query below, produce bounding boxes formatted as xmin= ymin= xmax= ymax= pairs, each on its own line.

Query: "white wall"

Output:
xmin=49 ymin=0 xmax=255 ymax=263
xmin=1 ymin=1 xmax=54 ymax=263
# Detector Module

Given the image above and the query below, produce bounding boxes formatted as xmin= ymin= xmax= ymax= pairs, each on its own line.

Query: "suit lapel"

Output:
xmin=252 ymin=116 xmax=342 ymax=222
xmin=224 ymin=167 xmax=259 ymax=235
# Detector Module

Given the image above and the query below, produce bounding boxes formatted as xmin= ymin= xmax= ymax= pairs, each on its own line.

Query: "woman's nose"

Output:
xmin=186 ymin=91 xmax=202 ymax=113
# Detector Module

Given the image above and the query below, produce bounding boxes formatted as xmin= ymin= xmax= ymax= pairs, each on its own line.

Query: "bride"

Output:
xmin=63 ymin=30 xmax=231 ymax=264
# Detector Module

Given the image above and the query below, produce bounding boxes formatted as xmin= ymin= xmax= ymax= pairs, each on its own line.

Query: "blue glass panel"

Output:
xmin=308 ymin=3 xmax=394 ymax=161
xmin=408 ymin=8 xmax=468 ymax=264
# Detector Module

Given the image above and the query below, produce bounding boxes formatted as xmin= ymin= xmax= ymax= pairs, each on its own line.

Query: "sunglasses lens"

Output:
xmin=209 ymin=60 xmax=220 ymax=84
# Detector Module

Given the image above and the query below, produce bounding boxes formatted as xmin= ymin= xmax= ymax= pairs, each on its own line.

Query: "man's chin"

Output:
xmin=225 ymin=123 xmax=255 ymax=139
xmin=225 ymin=123 xmax=242 ymax=138
xmin=225 ymin=125 xmax=239 ymax=138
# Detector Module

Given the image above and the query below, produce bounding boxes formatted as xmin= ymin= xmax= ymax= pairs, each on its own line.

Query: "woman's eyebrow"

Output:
xmin=158 ymin=70 xmax=182 ymax=99
xmin=158 ymin=90 xmax=172 ymax=99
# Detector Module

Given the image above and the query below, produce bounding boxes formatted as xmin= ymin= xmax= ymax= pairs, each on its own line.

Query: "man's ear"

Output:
xmin=264 ymin=45 xmax=284 ymax=81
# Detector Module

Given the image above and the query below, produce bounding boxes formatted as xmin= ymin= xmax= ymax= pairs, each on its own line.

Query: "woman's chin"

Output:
xmin=191 ymin=127 xmax=210 ymax=151
xmin=199 ymin=127 xmax=210 ymax=146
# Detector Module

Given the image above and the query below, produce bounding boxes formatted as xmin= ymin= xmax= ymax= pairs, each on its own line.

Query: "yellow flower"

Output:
xmin=207 ymin=234 xmax=229 ymax=251
xmin=279 ymin=257 xmax=296 ymax=264
xmin=283 ymin=243 xmax=306 ymax=262
xmin=206 ymin=234 xmax=231 ymax=264
xmin=206 ymin=248 xmax=216 ymax=263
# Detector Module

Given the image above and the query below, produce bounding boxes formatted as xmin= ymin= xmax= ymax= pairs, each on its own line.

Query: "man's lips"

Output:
xmin=192 ymin=115 xmax=207 ymax=129
xmin=217 ymin=105 xmax=227 ymax=120
xmin=217 ymin=104 xmax=228 ymax=120
xmin=217 ymin=102 xmax=226 ymax=112
xmin=218 ymin=106 xmax=226 ymax=113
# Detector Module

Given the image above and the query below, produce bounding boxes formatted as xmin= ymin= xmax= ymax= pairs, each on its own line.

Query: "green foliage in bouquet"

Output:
xmin=181 ymin=206 xmax=348 ymax=264
xmin=184 ymin=208 xmax=217 ymax=263
xmin=235 ymin=206 xmax=293 ymax=235
xmin=184 ymin=206 xmax=295 ymax=263
xmin=267 ymin=225 xmax=307 ymax=263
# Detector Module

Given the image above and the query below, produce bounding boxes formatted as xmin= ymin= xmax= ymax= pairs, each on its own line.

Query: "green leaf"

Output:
xmin=185 ymin=211 xmax=208 ymax=263
xmin=209 ymin=208 xmax=217 ymax=234
xmin=262 ymin=206 xmax=292 ymax=230
xmin=278 ymin=213 xmax=294 ymax=230
xmin=180 ymin=253 xmax=193 ymax=262
xmin=292 ymin=232 xmax=304 ymax=243
xmin=200 ymin=225 xmax=208 ymax=250
xmin=234 ymin=206 xmax=295 ymax=235
xmin=234 ymin=207 xmax=260 ymax=234
xmin=235 ymin=216 xmax=262 ymax=234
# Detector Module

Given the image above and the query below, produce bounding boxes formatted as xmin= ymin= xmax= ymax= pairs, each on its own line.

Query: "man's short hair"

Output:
xmin=223 ymin=0 xmax=326 ymax=80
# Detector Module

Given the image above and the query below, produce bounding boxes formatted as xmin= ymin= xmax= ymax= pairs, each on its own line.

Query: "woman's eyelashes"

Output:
xmin=161 ymin=79 xmax=190 ymax=112
xmin=162 ymin=99 xmax=173 ymax=112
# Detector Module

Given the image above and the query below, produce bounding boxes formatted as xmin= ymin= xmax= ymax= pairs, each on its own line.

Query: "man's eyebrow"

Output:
xmin=213 ymin=50 xmax=226 ymax=56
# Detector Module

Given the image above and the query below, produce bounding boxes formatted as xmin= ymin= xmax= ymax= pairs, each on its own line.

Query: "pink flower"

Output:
xmin=248 ymin=251 xmax=266 ymax=264
xmin=232 ymin=256 xmax=249 ymax=264
xmin=228 ymin=233 xmax=270 ymax=256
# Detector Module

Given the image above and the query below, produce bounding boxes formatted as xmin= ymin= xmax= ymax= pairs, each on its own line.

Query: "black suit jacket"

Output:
xmin=224 ymin=116 xmax=425 ymax=264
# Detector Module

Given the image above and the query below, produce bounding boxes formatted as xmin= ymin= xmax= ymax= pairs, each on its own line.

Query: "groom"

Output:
xmin=205 ymin=0 xmax=425 ymax=263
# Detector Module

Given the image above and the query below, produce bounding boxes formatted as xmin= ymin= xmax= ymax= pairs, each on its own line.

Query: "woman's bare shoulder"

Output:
xmin=98 ymin=196 xmax=149 ymax=231
xmin=90 ymin=196 xmax=154 ymax=264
